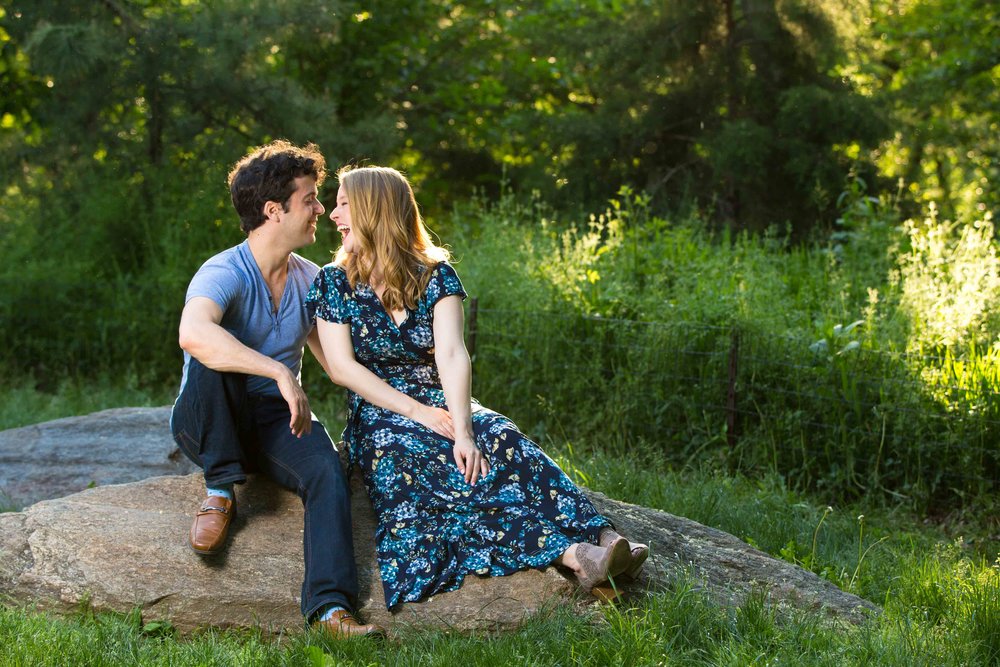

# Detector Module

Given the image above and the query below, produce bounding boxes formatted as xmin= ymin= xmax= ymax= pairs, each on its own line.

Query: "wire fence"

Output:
xmin=467 ymin=300 xmax=1000 ymax=506
xmin=3 ymin=272 xmax=996 ymax=508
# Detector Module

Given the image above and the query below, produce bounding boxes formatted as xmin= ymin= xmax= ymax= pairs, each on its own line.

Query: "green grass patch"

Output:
xmin=0 ymin=375 xmax=175 ymax=432
xmin=2 ymin=535 xmax=997 ymax=666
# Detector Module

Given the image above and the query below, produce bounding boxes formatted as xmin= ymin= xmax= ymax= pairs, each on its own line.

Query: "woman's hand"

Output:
xmin=453 ymin=436 xmax=490 ymax=486
xmin=412 ymin=404 xmax=455 ymax=440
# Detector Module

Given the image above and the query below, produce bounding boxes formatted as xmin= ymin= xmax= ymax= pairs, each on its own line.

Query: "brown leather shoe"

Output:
xmin=189 ymin=495 xmax=234 ymax=555
xmin=312 ymin=609 xmax=386 ymax=639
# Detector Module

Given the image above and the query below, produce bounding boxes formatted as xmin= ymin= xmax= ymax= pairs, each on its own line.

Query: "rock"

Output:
xmin=0 ymin=407 xmax=195 ymax=510
xmin=591 ymin=492 xmax=880 ymax=625
xmin=0 ymin=475 xmax=878 ymax=635
xmin=0 ymin=472 xmax=576 ymax=634
xmin=0 ymin=409 xmax=879 ymax=634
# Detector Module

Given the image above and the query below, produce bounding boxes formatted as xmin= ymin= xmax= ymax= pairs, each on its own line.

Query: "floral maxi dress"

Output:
xmin=306 ymin=262 xmax=610 ymax=608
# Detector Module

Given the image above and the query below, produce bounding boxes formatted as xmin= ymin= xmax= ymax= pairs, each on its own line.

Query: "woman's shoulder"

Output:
xmin=422 ymin=261 xmax=466 ymax=305
xmin=306 ymin=263 xmax=356 ymax=322
xmin=419 ymin=260 xmax=462 ymax=286
xmin=427 ymin=260 xmax=460 ymax=280
xmin=312 ymin=263 xmax=353 ymax=294
xmin=318 ymin=263 xmax=349 ymax=280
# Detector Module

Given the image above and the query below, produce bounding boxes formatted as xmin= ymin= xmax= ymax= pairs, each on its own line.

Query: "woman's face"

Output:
xmin=330 ymin=184 xmax=355 ymax=254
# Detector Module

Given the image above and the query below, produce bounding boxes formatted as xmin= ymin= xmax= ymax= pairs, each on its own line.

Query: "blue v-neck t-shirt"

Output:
xmin=177 ymin=240 xmax=320 ymax=398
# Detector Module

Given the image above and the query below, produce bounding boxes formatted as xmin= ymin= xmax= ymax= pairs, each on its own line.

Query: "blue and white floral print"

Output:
xmin=306 ymin=262 xmax=609 ymax=608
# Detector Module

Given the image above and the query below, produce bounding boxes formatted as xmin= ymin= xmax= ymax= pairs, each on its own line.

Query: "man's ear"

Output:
xmin=263 ymin=200 xmax=282 ymax=222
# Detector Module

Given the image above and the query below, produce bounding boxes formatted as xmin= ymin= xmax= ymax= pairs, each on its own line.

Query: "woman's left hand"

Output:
xmin=453 ymin=436 xmax=490 ymax=486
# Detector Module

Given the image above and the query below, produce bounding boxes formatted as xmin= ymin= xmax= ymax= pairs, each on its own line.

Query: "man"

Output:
xmin=170 ymin=140 xmax=382 ymax=638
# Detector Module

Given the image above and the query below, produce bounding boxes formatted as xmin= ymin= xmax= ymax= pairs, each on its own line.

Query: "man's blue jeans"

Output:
xmin=170 ymin=358 xmax=358 ymax=620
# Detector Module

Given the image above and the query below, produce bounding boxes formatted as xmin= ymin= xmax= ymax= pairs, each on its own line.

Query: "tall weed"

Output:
xmin=448 ymin=186 xmax=997 ymax=509
xmin=894 ymin=207 xmax=1000 ymax=350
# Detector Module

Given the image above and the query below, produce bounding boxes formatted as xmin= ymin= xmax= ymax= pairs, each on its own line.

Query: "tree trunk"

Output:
xmin=721 ymin=0 xmax=742 ymax=225
xmin=148 ymin=77 xmax=164 ymax=166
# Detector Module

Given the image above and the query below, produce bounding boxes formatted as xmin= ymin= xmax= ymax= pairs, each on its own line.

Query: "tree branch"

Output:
xmin=98 ymin=0 xmax=142 ymax=34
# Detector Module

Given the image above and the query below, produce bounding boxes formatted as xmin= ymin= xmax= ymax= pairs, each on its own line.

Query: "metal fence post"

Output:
xmin=727 ymin=328 xmax=739 ymax=449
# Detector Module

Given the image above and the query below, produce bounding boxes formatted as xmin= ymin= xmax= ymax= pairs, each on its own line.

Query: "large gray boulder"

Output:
xmin=0 ymin=407 xmax=196 ymax=510
xmin=0 ymin=409 xmax=879 ymax=634
xmin=0 ymin=472 xmax=577 ymax=634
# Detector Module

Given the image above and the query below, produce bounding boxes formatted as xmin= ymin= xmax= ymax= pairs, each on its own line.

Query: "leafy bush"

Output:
xmin=447 ymin=185 xmax=998 ymax=510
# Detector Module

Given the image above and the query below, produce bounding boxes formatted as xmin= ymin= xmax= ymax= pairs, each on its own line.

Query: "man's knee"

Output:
xmin=185 ymin=358 xmax=247 ymax=394
xmin=174 ymin=358 xmax=251 ymax=428
xmin=299 ymin=448 xmax=348 ymax=495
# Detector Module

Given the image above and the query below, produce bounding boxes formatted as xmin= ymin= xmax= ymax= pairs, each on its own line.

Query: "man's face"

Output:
xmin=278 ymin=176 xmax=324 ymax=248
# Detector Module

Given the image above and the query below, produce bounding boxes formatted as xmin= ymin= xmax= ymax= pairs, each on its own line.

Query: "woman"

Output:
xmin=305 ymin=166 xmax=647 ymax=609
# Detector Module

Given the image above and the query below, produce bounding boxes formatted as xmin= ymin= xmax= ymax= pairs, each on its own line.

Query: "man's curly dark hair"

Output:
xmin=227 ymin=140 xmax=327 ymax=235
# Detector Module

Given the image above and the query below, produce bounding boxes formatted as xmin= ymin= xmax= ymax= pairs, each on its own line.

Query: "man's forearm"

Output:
xmin=181 ymin=322 xmax=289 ymax=382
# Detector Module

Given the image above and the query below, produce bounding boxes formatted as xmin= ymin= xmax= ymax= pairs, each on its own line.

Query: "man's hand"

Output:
xmin=453 ymin=436 xmax=489 ymax=486
xmin=276 ymin=369 xmax=312 ymax=437
xmin=412 ymin=404 xmax=455 ymax=440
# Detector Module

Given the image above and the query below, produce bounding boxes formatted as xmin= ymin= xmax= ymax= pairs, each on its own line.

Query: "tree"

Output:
xmin=332 ymin=0 xmax=887 ymax=232
xmin=0 ymin=0 xmax=396 ymax=378
xmin=530 ymin=0 xmax=888 ymax=232
xmin=862 ymin=0 xmax=999 ymax=221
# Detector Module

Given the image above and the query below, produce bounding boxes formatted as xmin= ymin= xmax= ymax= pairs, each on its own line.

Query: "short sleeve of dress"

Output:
xmin=305 ymin=266 xmax=353 ymax=324
xmin=424 ymin=262 xmax=467 ymax=309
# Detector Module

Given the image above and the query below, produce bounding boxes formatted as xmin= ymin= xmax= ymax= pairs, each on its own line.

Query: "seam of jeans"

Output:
xmin=262 ymin=450 xmax=353 ymax=617
xmin=174 ymin=429 xmax=201 ymax=464
xmin=262 ymin=452 xmax=305 ymax=492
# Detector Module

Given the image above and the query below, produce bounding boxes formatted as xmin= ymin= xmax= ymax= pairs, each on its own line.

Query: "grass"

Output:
xmin=0 ymin=375 xmax=175 ymax=432
xmin=2 ymin=542 xmax=997 ymax=666
xmin=1 ymin=386 xmax=998 ymax=666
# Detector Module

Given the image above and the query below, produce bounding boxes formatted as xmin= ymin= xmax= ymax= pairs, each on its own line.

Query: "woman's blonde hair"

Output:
xmin=333 ymin=166 xmax=450 ymax=311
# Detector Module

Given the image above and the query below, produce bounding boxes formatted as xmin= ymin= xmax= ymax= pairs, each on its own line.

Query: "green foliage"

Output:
xmin=855 ymin=0 xmax=999 ymax=221
xmin=893 ymin=205 xmax=1000 ymax=350
xmin=0 ymin=0 xmax=890 ymax=232
xmin=2 ymin=0 xmax=398 ymax=165
xmin=444 ymin=183 xmax=997 ymax=510
xmin=0 ymin=0 xmax=990 ymax=236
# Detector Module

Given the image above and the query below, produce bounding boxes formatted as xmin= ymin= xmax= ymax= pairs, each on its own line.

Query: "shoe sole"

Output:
xmin=624 ymin=544 xmax=649 ymax=580
xmin=606 ymin=536 xmax=632 ymax=578
xmin=591 ymin=582 xmax=624 ymax=604
xmin=311 ymin=620 xmax=387 ymax=640
xmin=188 ymin=543 xmax=225 ymax=556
